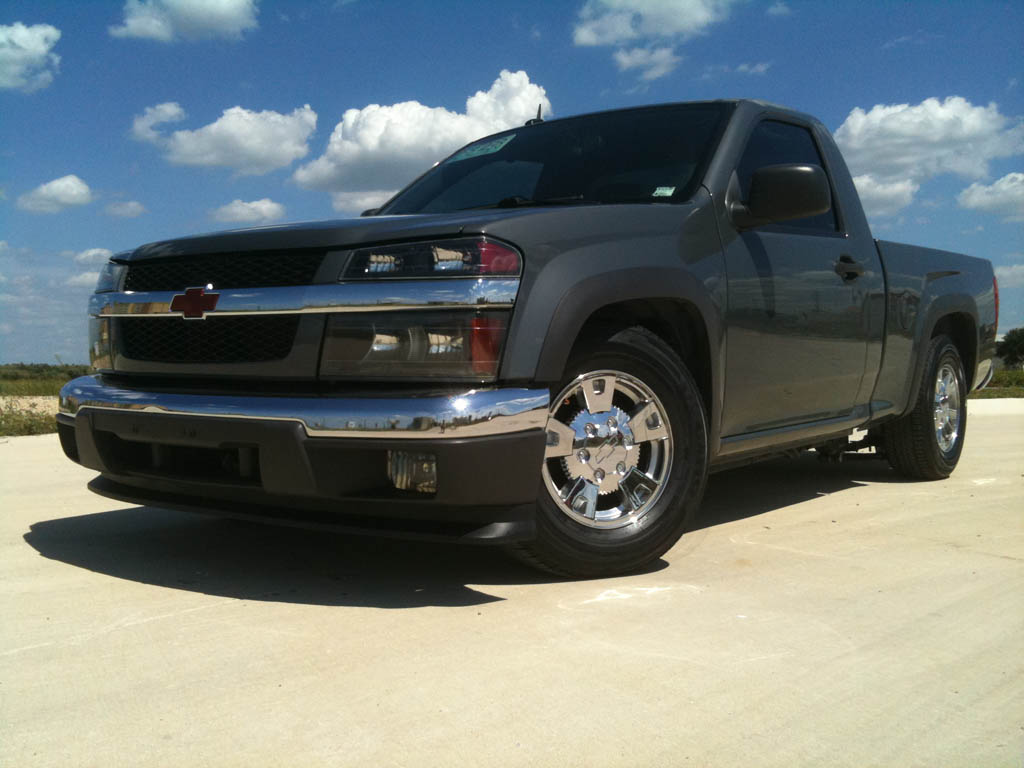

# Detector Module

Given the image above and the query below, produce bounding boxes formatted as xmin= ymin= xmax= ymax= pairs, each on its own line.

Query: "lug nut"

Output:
xmin=594 ymin=469 xmax=605 ymax=482
xmin=577 ymin=449 xmax=590 ymax=463
xmin=584 ymin=423 xmax=597 ymax=437
xmin=607 ymin=417 xmax=617 ymax=429
xmin=616 ymin=462 xmax=626 ymax=474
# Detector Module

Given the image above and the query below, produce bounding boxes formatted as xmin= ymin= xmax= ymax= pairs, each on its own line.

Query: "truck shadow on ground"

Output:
xmin=24 ymin=453 xmax=905 ymax=608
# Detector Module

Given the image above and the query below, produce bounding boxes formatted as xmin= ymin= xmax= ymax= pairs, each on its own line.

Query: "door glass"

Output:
xmin=736 ymin=121 xmax=838 ymax=232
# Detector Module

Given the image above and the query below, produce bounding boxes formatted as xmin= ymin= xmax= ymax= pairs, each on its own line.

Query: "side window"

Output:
xmin=736 ymin=120 xmax=838 ymax=232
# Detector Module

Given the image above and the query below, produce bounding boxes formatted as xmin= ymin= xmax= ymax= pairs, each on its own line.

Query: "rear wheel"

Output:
xmin=883 ymin=334 xmax=967 ymax=479
xmin=511 ymin=328 xmax=708 ymax=578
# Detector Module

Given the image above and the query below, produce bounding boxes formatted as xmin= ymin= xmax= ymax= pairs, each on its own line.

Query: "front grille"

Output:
xmin=118 ymin=316 xmax=300 ymax=364
xmin=123 ymin=251 xmax=325 ymax=292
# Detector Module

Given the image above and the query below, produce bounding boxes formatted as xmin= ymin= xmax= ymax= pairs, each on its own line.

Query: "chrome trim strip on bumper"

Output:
xmin=90 ymin=278 xmax=519 ymax=318
xmin=59 ymin=376 xmax=549 ymax=439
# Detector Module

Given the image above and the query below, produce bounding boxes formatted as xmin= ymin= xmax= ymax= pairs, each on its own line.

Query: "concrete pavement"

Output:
xmin=2 ymin=400 xmax=1022 ymax=767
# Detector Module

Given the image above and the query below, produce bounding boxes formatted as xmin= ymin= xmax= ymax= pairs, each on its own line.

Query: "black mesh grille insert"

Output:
xmin=118 ymin=316 xmax=300 ymax=364
xmin=123 ymin=251 xmax=325 ymax=292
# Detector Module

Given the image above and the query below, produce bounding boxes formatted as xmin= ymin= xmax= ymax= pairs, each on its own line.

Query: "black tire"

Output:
xmin=883 ymin=334 xmax=967 ymax=480
xmin=511 ymin=327 xmax=709 ymax=578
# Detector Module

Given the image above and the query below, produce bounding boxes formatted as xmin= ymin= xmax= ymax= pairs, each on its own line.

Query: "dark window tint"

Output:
xmin=381 ymin=104 xmax=730 ymax=214
xmin=737 ymin=120 xmax=838 ymax=232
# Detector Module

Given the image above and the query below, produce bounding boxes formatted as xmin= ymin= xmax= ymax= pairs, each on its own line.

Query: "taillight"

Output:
xmin=994 ymin=275 xmax=999 ymax=335
xmin=341 ymin=237 xmax=521 ymax=280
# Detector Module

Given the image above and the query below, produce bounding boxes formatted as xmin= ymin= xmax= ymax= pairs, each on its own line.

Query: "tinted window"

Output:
xmin=737 ymin=120 xmax=838 ymax=232
xmin=381 ymin=104 xmax=729 ymax=214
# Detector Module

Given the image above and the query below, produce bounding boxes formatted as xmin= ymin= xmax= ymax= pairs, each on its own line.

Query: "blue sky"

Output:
xmin=1 ymin=0 xmax=1022 ymax=363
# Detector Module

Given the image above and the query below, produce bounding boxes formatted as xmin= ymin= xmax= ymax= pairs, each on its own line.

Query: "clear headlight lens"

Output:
xmin=95 ymin=261 xmax=127 ymax=293
xmin=320 ymin=310 xmax=509 ymax=381
xmin=341 ymin=237 xmax=521 ymax=280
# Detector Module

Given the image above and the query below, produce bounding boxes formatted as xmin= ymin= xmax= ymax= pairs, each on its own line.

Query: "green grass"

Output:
xmin=0 ymin=363 xmax=90 ymax=381
xmin=968 ymin=368 xmax=1024 ymax=399
xmin=969 ymin=386 xmax=1024 ymax=399
xmin=0 ymin=379 xmax=68 ymax=395
xmin=0 ymin=401 xmax=57 ymax=436
xmin=0 ymin=363 xmax=90 ymax=396
xmin=990 ymin=369 xmax=1024 ymax=387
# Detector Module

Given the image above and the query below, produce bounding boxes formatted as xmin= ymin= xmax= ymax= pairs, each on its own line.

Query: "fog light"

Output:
xmin=387 ymin=451 xmax=437 ymax=494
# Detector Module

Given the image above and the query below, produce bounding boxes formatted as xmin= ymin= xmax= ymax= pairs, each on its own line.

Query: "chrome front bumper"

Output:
xmin=59 ymin=375 xmax=550 ymax=439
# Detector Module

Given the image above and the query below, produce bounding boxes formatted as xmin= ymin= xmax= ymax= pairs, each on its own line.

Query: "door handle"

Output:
xmin=834 ymin=255 xmax=864 ymax=280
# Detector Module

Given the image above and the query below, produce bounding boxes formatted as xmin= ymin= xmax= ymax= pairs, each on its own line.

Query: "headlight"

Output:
xmin=320 ymin=310 xmax=509 ymax=381
xmin=94 ymin=261 xmax=127 ymax=293
xmin=341 ymin=237 xmax=521 ymax=280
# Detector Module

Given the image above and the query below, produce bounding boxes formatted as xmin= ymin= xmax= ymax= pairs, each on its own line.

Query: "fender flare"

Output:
xmin=533 ymin=266 xmax=721 ymax=382
xmin=902 ymin=292 xmax=978 ymax=416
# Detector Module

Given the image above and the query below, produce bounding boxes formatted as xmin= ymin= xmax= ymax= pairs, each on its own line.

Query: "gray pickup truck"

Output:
xmin=58 ymin=99 xmax=998 ymax=577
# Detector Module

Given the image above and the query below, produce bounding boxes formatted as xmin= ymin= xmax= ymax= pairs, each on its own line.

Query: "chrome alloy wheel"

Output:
xmin=542 ymin=370 xmax=673 ymax=529
xmin=934 ymin=362 xmax=961 ymax=453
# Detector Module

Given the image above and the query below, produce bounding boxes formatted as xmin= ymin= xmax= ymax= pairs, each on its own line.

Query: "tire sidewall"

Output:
xmin=533 ymin=331 xmax=708 ymax=572
xmin=928 ymin=341 xmax=968 ymax=471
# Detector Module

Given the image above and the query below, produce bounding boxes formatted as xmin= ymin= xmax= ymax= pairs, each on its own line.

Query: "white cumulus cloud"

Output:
xmin=132 ymin=101 xmax=186 ymax=142
xmin=109 ymin=0 xmax=258 ymax=42
xmin=72 ymin=248 xmax=114 ymax=264
xmin=17 ymin=175 xmax=94 ymax=213
xmin=613 ymin=46 xmax=681 ymax=80
xmin=212 ymin=198 xmax=285 ymax=223
xmin=957 ymin=172 xmax=1024 ymax=222
xmin=573 ymin=0 xmax=738 ymax=81
xmin=766 ymin=1 xmax=791 ymax=15
xmin=834 ymin=97 xmax=1024 ymax=213
xmin=65 ymin=272 xmax=99 ymax=287
xmin=995 ymin=262 xmax=1024 ymax=288
xmin=736 ymin=61 xmax=771 ymax=75
xmin=132 ymin=102 xmax=317 ymax=175
xmin=574 ymin=0 xmax=736 ymax=45
xmin=105 ymin=200 xmax=147 ymax=217
xmin=0 ymin=22 xmax=61 ymax=92
xmin=851 ymin=175 xmax=920 ymax=218
xmin=293 ymin=70 xmax=551 ymax=212
xmin=329 ymin=190 xmax=396 ymax=215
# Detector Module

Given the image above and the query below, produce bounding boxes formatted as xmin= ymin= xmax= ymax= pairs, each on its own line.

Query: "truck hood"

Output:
xmin=120 ymin=203 xmax=701 ymax=262
xmin=121 ymin=209 xmax=585 ymax=261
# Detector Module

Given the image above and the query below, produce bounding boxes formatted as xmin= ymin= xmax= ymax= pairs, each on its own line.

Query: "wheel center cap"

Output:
xmin=562 ymin=406 xmax=639 ymax=494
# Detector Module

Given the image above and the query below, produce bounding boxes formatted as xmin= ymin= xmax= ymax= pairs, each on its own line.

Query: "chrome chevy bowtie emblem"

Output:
xmin=169 ymin=286 xmax=220 ymax=319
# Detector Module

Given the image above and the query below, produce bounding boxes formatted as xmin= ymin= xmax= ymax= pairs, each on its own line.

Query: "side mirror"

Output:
xmin=361 ymin=208 xmax=380 ymax=217
xmin=731 ymin=164 xmax=831 ymax=229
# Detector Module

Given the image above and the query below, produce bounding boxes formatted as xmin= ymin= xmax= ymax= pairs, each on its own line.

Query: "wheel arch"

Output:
xmin=930 ymin=312 xmax=977 ymax=385
xmin=525 ymin=268 xmax=723 ymax=448
xmin=902 ymin=295 xmax=979 ymax=417
xmin=563 ymin=299 xmax=713 ymax=420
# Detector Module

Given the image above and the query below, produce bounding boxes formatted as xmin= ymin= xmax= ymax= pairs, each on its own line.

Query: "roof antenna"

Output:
xmin=525 ymin=104 xmax=544 ymax=126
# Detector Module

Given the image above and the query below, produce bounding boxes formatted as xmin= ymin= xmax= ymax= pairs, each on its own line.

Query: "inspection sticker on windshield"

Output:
xmin=652 ymin=186 xmax=676 ymax=197
xmin=450 ymin=134 xmax=516 ymax=163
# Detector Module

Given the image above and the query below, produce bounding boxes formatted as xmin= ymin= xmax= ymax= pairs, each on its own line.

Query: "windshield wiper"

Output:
xmin=461 ymin=195 xmax=600 ymax=210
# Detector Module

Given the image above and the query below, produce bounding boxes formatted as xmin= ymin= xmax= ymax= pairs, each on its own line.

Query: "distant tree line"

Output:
xmin=998 ymin=328 xmax=1024 ymax=368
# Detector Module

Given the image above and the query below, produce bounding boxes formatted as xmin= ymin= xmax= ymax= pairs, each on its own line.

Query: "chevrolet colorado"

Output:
xmin=58 ymin=100 xmax=998 ymax=577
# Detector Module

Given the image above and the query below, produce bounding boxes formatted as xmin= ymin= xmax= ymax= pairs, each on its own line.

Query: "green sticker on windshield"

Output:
xmin=653 ymin=186 xmax=676 ymax=197
xmin=449 ymin=134 xmax=516 ymax=163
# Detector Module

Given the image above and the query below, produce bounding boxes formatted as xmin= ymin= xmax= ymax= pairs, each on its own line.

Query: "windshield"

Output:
xmin=379 ymin=103 xmax=731 ymax=215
